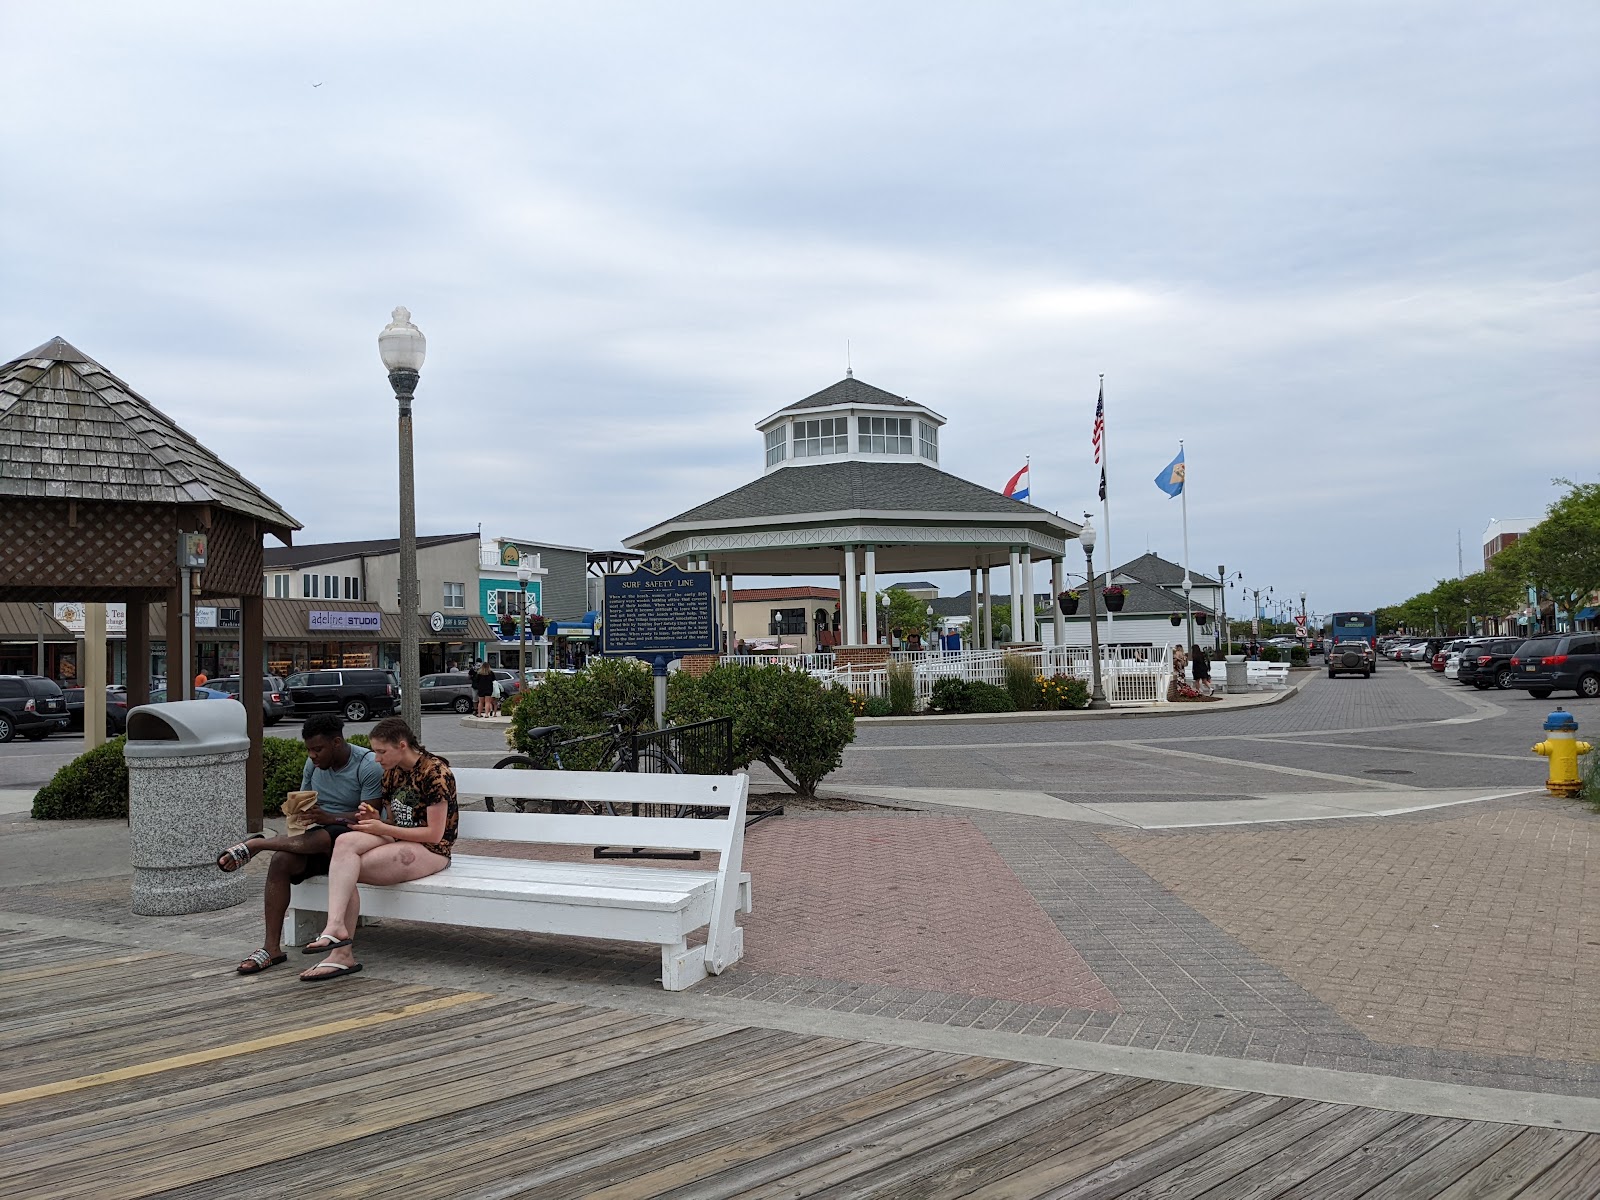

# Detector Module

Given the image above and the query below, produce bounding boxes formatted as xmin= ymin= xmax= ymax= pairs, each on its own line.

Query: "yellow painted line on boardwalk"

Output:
xmin=0 ymin=991 xmax=490 ymax=1108
xmin=0 ymin=951 xmax=167 ymax=985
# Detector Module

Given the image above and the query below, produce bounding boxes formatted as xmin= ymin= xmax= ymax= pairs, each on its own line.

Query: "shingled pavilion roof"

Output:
xmin=0 ymin=337 xmax=299 ymax=540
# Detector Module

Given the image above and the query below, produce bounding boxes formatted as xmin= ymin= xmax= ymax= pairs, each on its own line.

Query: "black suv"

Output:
xmin=1459 ymin=637 xmax=1526 ymax=690
xmin=1509 ymin=634 xmax=1600 ymax=700
xmin=0 ymin=675 xmax=71 ymax=742
xmin=282 ymin=668 xmax=399 ymax=723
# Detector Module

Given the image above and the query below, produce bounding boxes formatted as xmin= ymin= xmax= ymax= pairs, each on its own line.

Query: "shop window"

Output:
xmin=770 ymin=608 xmax=807 ymax=635
xmin=443 ymin=582 xmax=466 ymax=609
xmin=493 ymin=588 xmax=527 ymax=617
xmin=859 ymin=415 xmax=912 ymax=454
xmin=919 ymin=420 xmax=939 ymax=462
xmin=323 ymin=575 xmax=337 ymax=600
xmin=343 ymin=576 xmax=361 ymax=600
xmin=765 ymin=425 xmax=787 ymax=466
xmin=272 ymin=573 xmax=290 ymax=598
xmin=794 ymin=417 xmax=847 ymax=457
xmin=302 ymin=573 xmax=318 ymax=598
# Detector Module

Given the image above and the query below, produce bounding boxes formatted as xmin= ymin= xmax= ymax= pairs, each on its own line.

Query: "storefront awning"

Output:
xmin=1576 ymin=606 xmax=1597 ymax=621
xmin=546 ymin=612 xmax=599 ymax=640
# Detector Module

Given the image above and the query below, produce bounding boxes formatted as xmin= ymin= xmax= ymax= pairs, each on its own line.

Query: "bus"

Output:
xmin=1326 ymin=611 xmax=1378 ymax=651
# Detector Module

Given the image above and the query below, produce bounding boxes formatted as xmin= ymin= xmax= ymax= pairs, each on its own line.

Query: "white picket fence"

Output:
xmin=719 ymin=653 xmax=837 ymax=671
xmin=797 ymin=646 xmax=1172 ymax=710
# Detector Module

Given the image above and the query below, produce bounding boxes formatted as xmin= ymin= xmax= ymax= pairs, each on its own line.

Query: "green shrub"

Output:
xmin=1582 ymin=749 xmax=1600 ymax=810
xmin=886 ymin=662 xmax=916 ymax=716
xmin=31 ymin=737 xmax=129 ymax=819
xmin=1002 ymin=653 xmax=1039 ymax=711
xmin=965 ymin=681 xmax=1017 ymax=712
xmin=928 ymin=676 xmax=969 ymax=713
xmin=1259 ymin=644 xmax=1282 ymax=662
xmin=262 ymin=732 xmax=369 ymax=816
xmin=668 ymin=663 xmax=856 ymax=796
xmin=863 ymin=695 xmax=893 ymax=718
xmin=508 ymin=658 xmax=654 ymax=763
xmin=1289 ymin=645 xmax=1309 ymax=666
xmin=1037 ymin=674 xmax=1090 ymax=710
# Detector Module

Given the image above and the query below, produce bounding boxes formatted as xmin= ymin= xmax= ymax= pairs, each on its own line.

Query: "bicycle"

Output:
xmin=485 ymin=705 xmax=685 ymax=815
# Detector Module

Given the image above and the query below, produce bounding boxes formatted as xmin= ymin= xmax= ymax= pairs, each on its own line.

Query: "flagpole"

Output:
xmin=1180 ymin=438 xmax=1194 ymax=650
xmin=1099 ymin=375 xmax=1113 ymax=627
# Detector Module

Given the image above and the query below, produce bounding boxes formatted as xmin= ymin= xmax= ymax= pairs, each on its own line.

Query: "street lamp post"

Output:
xmin=1432 ymin=606 xmax=1440 ymax=635
xmin=1182 ymin=576 xmax=1194 ymax=650
xmin=518 ymin=557 xmax=533 ymax=686
xmin=1463 ymin=596 xmax=1473 ymax=636
xmin=379 ymin=307 xmax=426 ymax=735
xmin=926 ymin=602 xmax=936 ymax=650
xmin=881 ymin=591 xmax=890 ymax=647
xmin=1080 ymin=516 xmax=1110 ymax=709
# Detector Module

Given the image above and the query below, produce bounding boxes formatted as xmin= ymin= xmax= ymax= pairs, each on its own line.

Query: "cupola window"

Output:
xmin=794 ymin=416 xmax=847 ymax=457
xmin=764 ymin=425 xmax=787 ymax=466
xmin=918 ymin=420 xmax=939 ymax=462
xmin=859 ymin=415 xmax=913 ymax=454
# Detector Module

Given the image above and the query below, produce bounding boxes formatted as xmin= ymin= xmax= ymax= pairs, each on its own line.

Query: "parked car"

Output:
xmin=1327 ymin=641 xmax=1375 ymax=678
xmin=1458 ymin=638 xmax=1524 ymax=690
xmin=0 ymin=674 xmax=71 ymax=742
xmin=1508 ymin=633 xmax=1600 ymax=700
xmin=282 ymin=668 xmax=399 ymax=723
xmin=147 ymin=686 xmax=232 ymax=703
xmin=419 ymin=672 xmax=475 ymax=713
xmin=58 ymin=686 xmax=132 ymax=736
xmin=208 ymin=675 xmax=287 ymax=725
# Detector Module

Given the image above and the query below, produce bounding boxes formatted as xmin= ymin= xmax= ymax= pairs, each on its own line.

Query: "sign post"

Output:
xmin=601 ymin=556 xmax=718 ymax=728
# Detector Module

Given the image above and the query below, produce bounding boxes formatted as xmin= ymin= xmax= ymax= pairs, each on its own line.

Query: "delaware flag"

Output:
xmin=1002 ymin=462 xmax=1030 ymax=502
xmin=1154 ymin=448 xmax=1185 ymax=497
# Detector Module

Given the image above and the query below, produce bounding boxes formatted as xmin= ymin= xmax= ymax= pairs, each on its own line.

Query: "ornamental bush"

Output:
xmin=1002 ymin=653 xmax=1039 ymax=711
xmin=1036 ymin=674 xmax=1090 ymax=710
xmin=886 ymin=662 xmax=916 ymax=716
xmin=668 ymin=663 xmax=856 ymax=797
xmin=926 ymin=676 xmax=1016 ymax=714
xmin=1289 ymin=645 xmax=1309 ymax=667
xmin=863 ymin=695 xmax=893 ymax=718
xmin=259 ymin=733 xmax=371 ymax=816
xmin=1259 ymin=644 xmax=1282 ymax=662
xmin=508 ymin=657 xmax=655 ymax=756
xmin=31 ymin=736 xmax=129 ymax=819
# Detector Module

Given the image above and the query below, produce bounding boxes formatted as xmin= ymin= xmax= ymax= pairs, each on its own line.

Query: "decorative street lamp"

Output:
xmin=1080 ymin=516 xmax=1110 ymax=709
xmin=926 ymin=602 xmax=936 ymax=649
xmin=1181 ymin=576 xmax=1194 ymax=650
xmin=518 ymin=556 xmax=534 ymax=686
xmin=881 ymin=591 xmax=890 ymax=646
xmin=1432 ymin=605 xmax=1440 ymax=635
xmin=378 ymin=306 xmax=426 ymax=735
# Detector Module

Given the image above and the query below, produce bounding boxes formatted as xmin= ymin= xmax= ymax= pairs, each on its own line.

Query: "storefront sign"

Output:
xmin=195 ymin=607 xmax=218 ymax=629
xmin=309 ymin=610 xmax=383 ymax=633
xmin=601 ymin=556 xmax=717 ymax=657
xmin=428 ymin=611 xmax=470 ymax=635
xmin=53 ymin=603 xmax=128 ymax=636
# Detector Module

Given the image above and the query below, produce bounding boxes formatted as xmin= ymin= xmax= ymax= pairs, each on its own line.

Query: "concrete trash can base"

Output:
xmin=125 ymin=699 xmax=252 ymax=916
xmin=1224 ymin=655 xmax=1249 ymax=694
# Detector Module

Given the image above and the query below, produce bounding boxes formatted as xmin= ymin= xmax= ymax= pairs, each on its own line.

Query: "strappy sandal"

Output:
xmin=217 ymin=833 xmax=265 ymax=873
xmin=236 ymin=949 xmax=288 ymax=975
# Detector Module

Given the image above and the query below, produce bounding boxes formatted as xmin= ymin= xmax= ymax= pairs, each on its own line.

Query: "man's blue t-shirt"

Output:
xmin=299 ymin=744 xmax=385 ymax=815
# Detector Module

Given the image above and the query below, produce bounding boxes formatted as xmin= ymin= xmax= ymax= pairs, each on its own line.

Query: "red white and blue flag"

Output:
xmin=1092 ymin=383 xmax=1105 ymax=464
xmin=1002 ymin=462 xmax=1030 ymax=502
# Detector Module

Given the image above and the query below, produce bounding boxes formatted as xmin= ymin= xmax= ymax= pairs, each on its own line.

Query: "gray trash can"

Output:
xmin=1224 ymin=655 xmax=1249 ymax=694
xmin=125 ymin=699 xmax=251 ymax=915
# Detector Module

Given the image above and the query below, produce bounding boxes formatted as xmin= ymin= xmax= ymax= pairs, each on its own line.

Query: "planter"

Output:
xmin=1169 ymin=614 xmax=1182 ymax=626
xmin=1102 ymin=587 xmax=1126 ymax=613
xmin=1058 ymin=591 xmax=1080 ymax=615
xmin=524 ymin=616 xmax=547 ymax=638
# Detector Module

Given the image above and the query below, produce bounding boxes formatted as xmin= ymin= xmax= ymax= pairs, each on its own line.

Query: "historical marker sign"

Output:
xmin=601 ymin=556 xmax=718 ymax=658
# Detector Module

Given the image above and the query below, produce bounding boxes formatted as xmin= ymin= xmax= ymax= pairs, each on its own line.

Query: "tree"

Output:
xmin=876 ymin=587 xmax=937 ymax=644
xmin=1504 ymin=480 xmax=1600 ymax=622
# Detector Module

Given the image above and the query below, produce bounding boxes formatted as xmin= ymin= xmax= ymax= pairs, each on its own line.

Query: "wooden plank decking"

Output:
xmin=0 ymin=932 xmax=1594 ymax=1199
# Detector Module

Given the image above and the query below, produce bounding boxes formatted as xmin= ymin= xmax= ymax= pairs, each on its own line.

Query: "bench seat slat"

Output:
xmin=448 ymin=854 xmax=720 ymax=890
xmin=457 ymin=811 xmax=732 ymax=853
xmin=453 ymin=767 xmax=738 ymax=809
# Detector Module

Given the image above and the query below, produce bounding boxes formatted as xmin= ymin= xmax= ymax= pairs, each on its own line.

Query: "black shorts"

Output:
xmin=287 ymin=822 xmax=356 ymax=884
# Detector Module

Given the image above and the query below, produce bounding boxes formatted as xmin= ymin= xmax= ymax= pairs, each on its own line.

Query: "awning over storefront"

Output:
xmin=1576 ymin=606 xmax=1597 ymax=621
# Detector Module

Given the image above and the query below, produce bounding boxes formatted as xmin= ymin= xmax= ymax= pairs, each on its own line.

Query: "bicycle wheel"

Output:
xmin=488 ymin=754 xmax=539 ymax=813
xmin=628 ymin=747 xmax=688 ymax=816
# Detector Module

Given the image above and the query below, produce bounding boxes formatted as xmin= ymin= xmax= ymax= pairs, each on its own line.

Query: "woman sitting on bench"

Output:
xmin=299 ymin=717 xmax=459 ymax=983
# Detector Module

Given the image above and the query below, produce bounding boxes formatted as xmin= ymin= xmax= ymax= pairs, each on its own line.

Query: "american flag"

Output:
xmin=1092 ymin=383 xmax=1105 ymax=464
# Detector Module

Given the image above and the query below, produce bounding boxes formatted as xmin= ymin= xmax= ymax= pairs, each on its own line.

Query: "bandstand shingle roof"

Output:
xmin=658 ymin=459 xmax=1054 ymax=526
xmin=0 ymin=337 xmax=299 ymax=536
xmin=779 ymin=376 xmax=917 ymax=413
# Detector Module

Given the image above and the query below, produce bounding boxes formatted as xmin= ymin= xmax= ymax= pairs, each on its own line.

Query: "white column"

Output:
xmin=843 ymin=546 xmax=858 ymax=646
xmin=969 ymin=567 xmax=980 ymax=650
xmin=863 ymin=546 xmax=878 ymax=645
xmin=724 ymin=572 xmax=735 ymax=653
xmin=1021 ymin=549 xmax=1034 ymax=643
xmin=1007 ymin=548 xmax=1021 ymax=644
xmin=972 ymin=569 xmax=985 ymax=652
xmin=837 ymin=567 xmax=847 ymax=647
xmin=1052 ymin=557 xmax=1065 ymax=651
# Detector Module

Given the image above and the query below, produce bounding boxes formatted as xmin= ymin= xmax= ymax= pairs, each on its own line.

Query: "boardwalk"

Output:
xmin=2 ymin=933 xmax=1596 ymax=1199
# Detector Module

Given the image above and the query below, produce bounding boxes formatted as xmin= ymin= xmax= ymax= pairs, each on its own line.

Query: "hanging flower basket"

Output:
xmin=498 ymin=618 xmax=518 ymax=639
xmin=1170 ymin=614 xmax=1183 ymax=627
xmin=524 ymin=615 xmax=547 ymax=638
xmin=1196 ymin=611 xmax=1210 ymax=627
xmin=1058 ymin=590 xmax=1080 ymax=615
xmin=1102 ymin=585 xmax=1126 ymax=612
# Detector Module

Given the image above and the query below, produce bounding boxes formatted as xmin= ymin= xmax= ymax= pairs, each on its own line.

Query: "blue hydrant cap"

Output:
xmin=1543 ymin=708 xmax=1578 ymax=732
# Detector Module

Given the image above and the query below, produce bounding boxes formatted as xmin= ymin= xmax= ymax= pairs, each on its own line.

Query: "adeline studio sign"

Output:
xmin=308 ymin=610 xmax=383 ymax=634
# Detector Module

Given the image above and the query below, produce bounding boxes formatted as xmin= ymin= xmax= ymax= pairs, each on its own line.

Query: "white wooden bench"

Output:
xmin=1247 ymin=661 xmax=1291 ymax=689
xmin=288 ymin=767 xmax=751 ymax=991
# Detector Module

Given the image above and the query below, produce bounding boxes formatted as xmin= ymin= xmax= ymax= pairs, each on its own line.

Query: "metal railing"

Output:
xmin=719 ymin=652 xmax=836 ymax=671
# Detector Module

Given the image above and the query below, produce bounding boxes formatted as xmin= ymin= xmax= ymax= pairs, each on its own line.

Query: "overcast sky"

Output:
xmin=3 ymin=2 xmax=1596 ymax=615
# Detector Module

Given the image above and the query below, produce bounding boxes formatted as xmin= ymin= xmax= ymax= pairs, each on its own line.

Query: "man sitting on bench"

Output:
xmin=215 ymin=713 xmax=384 ymax=974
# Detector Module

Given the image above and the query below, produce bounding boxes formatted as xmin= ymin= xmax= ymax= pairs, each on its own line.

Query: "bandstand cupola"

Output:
xmin=756 ymin=373 xmax=946 ymax=475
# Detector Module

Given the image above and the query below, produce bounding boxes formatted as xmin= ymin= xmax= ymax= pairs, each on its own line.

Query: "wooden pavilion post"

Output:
xmin=164 ymin=584 xmax=187 ymax=698
xmin=125 ymin=600 xmax=150 ymax=707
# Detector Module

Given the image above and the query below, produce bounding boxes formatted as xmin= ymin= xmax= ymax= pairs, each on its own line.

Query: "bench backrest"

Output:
xmin=452 ymin=767 xmax=748 ymax=855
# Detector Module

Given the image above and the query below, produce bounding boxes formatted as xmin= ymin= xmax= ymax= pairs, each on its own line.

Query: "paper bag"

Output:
xmin=282 ymin=790 xmax=319 ymax=835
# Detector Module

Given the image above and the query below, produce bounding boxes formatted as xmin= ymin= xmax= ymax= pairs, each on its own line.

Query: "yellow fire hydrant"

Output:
xmin=1532 ymin=707 xmax=1593 ymax=798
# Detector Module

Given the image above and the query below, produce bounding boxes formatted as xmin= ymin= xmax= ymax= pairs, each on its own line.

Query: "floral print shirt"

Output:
xmin=382 ymin=751 xmax=459 ymax=859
